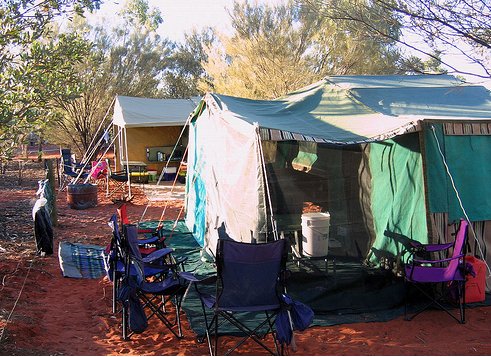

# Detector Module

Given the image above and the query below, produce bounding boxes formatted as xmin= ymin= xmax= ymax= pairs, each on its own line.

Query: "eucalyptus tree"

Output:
xmin=49 ymin=0 xmax=174 ymax=156
xmin=302 ymin=0 xmax=491 ymax=80
xmin=201 ymin=0 xmax=411 ymax=99
xmin=0 ymin=0 xmax=100 ymax=160
xmin=163 ymin=28 xmax=216 ymax=98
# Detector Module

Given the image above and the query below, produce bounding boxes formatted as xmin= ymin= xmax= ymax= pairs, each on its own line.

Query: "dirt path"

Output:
xmin=0 ymin=161 xmax=490 ymax=355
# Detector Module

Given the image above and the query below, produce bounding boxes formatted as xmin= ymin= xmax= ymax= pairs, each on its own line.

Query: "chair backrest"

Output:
xmin=216 ymin=239 xmax=287 ymax=311
xmin=445 ymin=219 xmax=468 ymax=278
xmin=61 ymin=148 xmax=74 ymax=174
xmin=108 ymin=214 xmax=125 ymax=256
xmin=124 ymin=224 xmax=144 ymax=260
xmin=117 ymin=203 xmax=130 ymax=225
xmin=123 ymin=224 xmax=149 ymax=286
xmin=90 ymin=161 xmax=107 ymax=180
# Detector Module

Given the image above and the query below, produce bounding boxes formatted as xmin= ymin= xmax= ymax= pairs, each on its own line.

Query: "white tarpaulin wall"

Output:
xmin=186 ymin=104 xmax=267 ymax=254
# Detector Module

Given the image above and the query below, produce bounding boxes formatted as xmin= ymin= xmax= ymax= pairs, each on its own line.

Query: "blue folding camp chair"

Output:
xmin=105 ymin=214 xmax=181 ymax=315
xmin=194 ymin=238 xmax=289 ymax=355
xmin=120 ymin=224 xmax=196 ymax=339
xmin=59 ymin=148 xmax=88 ymax=190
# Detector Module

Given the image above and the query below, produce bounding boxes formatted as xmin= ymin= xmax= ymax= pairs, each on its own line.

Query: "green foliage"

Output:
xmin=164 ymin=28 xmax=216 ymax=98
xmin=0 ymin=0 xmax=100 ymax=160
xmin=48 ymin=0 xmax=175 ymax=155
xmin=303 ymin=0 xmax=491 ymax=79
xmin=201 ymin=0 xmax=407 ymax=99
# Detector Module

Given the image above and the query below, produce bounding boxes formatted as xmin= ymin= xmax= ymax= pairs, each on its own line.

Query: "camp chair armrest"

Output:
xmin=136 ymin=235 xmax=159 ymax=245
xmin=177 ymin=271 xmax=205 ymax=283
xmin=159 ymin=256 xmax=188 ymax=270
xmin=410 ymin=241 xmax=454 ymax=253
xmin=142 ymin=247 xmax=174 ymax=263
xmin=174 ymin=256 xmax=188 ymax=266
xmin=279 ymin=269 xmax=292 ymax=285
xmin=193 ymin=274 xmax=218 ymax=285
xmin=412 ymin=253 xmax=464 ymax=265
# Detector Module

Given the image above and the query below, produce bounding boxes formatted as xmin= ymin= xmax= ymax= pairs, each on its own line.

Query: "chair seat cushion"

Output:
xmin=141 ymin=277 xmax=182 ymax=294
xmin=405 ymin=265 xmax=465 ymax=283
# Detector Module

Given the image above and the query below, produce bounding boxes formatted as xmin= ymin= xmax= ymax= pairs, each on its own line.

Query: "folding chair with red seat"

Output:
xmin=116 ymin=203 xmax=166 ymax=255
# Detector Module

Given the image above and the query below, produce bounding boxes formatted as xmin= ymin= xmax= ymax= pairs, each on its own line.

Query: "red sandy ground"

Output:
xmin=0 ymin=162 xmax=490 ymax=356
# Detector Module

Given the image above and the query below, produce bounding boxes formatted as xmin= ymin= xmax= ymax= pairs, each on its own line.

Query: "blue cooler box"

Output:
xmin=163 ymin=167 xmax=177 ymax=181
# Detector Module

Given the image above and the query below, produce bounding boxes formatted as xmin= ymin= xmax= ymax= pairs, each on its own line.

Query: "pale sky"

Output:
xmin=90 ymin=0 xmax=287 ymax=43
xmin=88 ymin=0 xmax=489 ymax=86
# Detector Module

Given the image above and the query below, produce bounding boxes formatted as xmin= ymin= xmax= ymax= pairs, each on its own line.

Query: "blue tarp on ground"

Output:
xmin=58 ymin=241 xmax=106 ymax=279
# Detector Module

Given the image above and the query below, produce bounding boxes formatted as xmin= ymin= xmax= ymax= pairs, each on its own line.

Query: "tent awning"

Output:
xmin=113 ymin=95 xmax=199 ymax=128
xmin=196 ymin=75 xmax=491 ymax=145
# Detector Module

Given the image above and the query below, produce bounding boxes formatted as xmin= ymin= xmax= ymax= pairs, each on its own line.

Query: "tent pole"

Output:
xmin=81 ymin=122 xmax=114 ymax=184
xmin=123 ymin=126 xmax=131 ymax=199
xmin=80 ymin=96 xmax=116 ymax=165
xmin=139 ymin=108 xmax=197 ymax=224
xmin=68 ymin=98 xmax=118 ymax=185
xmin=83 ymin=126 xmax=122 ymax=184
xmin=255 ymin=125 xmax=278 ymax=241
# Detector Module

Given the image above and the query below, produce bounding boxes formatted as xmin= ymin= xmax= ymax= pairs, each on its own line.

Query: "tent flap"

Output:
xmin=425 ymin=123 xmax=491 ymax=222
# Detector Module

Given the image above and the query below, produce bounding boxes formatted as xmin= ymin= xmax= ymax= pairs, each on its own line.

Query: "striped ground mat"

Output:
xmin=58 ymin=241 xmax=107 ymax=279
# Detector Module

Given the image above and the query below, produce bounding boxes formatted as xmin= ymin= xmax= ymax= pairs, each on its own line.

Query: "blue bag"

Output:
xmin=280 ymin=294 xmax=314 ymax=331
xmin=275 ymin=309 xmax=292 ymax=345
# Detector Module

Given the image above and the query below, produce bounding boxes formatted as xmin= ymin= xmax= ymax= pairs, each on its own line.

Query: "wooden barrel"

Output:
xmin=67 ymin=184 xmax=98 ymax=210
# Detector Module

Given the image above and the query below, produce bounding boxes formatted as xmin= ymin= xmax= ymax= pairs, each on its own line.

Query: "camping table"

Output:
xmin=121 ymin=160 xmax=147 ymax=172
xmin=274 ymin=214 xmax=336 ymax=275
xmin=121 ymin=161 xmax=149 ymax=184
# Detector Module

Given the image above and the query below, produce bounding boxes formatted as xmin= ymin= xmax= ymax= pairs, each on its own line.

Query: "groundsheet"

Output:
xmin=143 ymin=220 xmax=417 ymax=335
xmin=58 ymin=241 xmax=107 ymax=279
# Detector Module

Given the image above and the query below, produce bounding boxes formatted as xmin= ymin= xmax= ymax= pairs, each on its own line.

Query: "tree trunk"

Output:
xmin=45 ymin=159 xmax=58 ymax=227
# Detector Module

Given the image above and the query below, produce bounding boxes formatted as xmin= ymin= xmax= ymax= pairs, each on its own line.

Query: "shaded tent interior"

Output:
xmin=111 ymin=95 xmax=199 ymax=174
xmin=185 ymin=75 xmax=491 ymax=316
xmin=263 ymin=140 xmax=370 ymax=259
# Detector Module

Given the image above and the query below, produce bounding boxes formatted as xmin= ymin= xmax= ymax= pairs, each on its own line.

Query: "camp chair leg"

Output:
xmin=122 ymin=303 xmax=129 ymax=340
xmin=138 ymin=292 xmax=184 ymax=338
xmin=267 ymin=311 xmax=281 ymax=355
xmin=218 ymin=311 xmax=279 ymax=355
xmin=175 ymin=295 xmax=183 ymax=337
xmin=213 ymin=313 xmax=219 ymax=356
xmin=461 ymin=280 xmax=466 ymax=324
xmin=405 ymin=281 xmax=466 ymax=324
xmin=195 ymin=296 xmax=215 ymax=355
xmin=112 ymin=269 xmax=118 ymax=314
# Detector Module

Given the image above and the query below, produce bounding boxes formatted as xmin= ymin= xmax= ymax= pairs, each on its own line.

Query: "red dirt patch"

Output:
xmin=0 ymin=161 xmax=490 ymax=355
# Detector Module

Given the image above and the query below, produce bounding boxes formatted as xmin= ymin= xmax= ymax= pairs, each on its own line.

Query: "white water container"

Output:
xmin=301 ymin=212 xmax=330 ymax=257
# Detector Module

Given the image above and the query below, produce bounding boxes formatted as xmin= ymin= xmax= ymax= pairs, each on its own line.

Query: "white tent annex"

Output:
xmin=112 ymin=95 xmax=198 ymax=128
xmin=111 ymin=95 xmax=199 ymax=197
xmin=79 ymin=95 xmax=198 ymax=199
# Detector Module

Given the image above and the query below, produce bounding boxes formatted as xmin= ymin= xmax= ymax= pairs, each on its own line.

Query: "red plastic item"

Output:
xmin=464 ymin=255 xmax=486 ymax=303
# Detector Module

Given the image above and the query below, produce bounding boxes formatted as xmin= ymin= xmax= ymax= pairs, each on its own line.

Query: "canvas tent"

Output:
xmin=185 ymin=75 xmax=491 ymax=291
xmin=111 ymin=95 xmax=198 ymax=175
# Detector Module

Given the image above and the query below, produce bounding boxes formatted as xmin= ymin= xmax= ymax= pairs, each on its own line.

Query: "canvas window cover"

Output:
xmin=425 ymin=123 xmax=491 ymax=222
